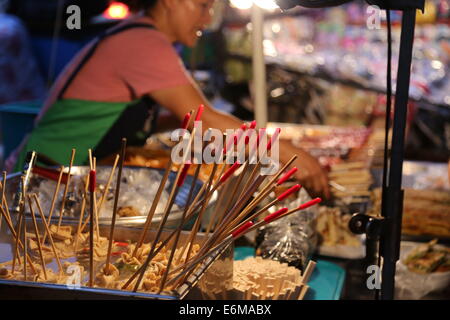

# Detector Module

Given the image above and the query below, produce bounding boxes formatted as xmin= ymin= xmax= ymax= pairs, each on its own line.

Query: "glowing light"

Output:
xmin=230 ymin=0 xmax=253 ymax=10
xmin=104 ymin=2 xmax=130 ymax=20
xmin=230 ymin=0 xmax=279 ymax=11
xmin=254 ymin=0 xmax=279 ymax=10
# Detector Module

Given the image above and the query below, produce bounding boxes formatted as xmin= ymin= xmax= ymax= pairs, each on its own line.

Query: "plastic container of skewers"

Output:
xmin=0 ymin=221 xmax=233 ymax=300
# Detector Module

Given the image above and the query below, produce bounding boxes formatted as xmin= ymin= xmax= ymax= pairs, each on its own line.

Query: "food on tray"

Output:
xmin=0 ymin=223 xmax=201 ymax=293
xmin=233 ymin=257 xmax=313 ymax=300
xmin=403 ymin=240 xmax=450 ymax=274
xmin=30 ymin=168 xmax=181 ymax=220
xmin=109 ymin=146 xmax=217 ymax=183
xmin=316 ymin=207 xmax=361 ymax=247
xmin=117 ymin=206 xmax=141 ymax=217
xmin=371 ymin=188 xmax=450 ymax=238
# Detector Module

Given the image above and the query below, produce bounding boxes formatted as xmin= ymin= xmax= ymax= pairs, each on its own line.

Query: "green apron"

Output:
xmin=14 ymin=99 xmax=130 ymax=171
xmin=14 ymin=22 xmax=159 ymax=171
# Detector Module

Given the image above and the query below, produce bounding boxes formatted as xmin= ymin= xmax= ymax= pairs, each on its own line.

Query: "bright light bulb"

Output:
xmin=104 ymin=2 xmax=130 ymax=19
xmin=230 ymin=0 xmax=279 ymax=11
xmin=230 ymin=0 xmax=253 ymax=10
xmin=254 ymin=0 xmax=279 ymax=10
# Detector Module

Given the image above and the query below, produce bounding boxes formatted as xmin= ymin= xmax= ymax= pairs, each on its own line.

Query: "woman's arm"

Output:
xmin=149 ymin=82 xmax=330 ymax=198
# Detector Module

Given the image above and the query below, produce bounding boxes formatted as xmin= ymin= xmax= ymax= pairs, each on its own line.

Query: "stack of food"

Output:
xmin=232 ymin=257 xmax=315 ymax=300
xmin=371 ymin=188 xmax=450 ymax=238
xmin=328 ymin=161 xmax=373 ymax=201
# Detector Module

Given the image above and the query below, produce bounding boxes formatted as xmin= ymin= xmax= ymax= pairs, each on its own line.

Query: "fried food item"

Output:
xmin=49 ymin=225 xmax=73 ymax=242
xmin=117 ymin=206 xmax=141 ymax=217
xmin=96 ymin=264 xmax=120 ymax=289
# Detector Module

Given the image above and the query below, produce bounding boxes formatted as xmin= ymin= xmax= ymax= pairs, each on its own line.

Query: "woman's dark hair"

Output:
xmin=119 ymin=0 xmax=157 ymax=11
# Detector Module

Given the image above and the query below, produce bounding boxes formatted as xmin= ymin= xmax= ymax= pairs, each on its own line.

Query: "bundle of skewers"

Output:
xmin=0 ymin=105 xmax=321 ymax=298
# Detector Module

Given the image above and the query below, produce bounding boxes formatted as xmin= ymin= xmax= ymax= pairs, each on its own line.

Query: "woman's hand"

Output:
xmin=280 ymin=140 xmax=330 ymax=199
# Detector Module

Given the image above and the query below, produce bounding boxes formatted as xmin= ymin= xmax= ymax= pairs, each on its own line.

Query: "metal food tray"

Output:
xmin=0 ymin=222 xmax=233 ymax=300
xmin=4 ymin=166 xmax=218 ymax=229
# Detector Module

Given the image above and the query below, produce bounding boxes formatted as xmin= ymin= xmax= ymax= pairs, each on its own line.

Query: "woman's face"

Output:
xmin=170 ymin=0 xmax=215 ymax=47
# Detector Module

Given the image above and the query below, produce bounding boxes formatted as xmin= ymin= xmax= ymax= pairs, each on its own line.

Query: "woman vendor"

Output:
xmin=7 ymin=0 xmax=330 ymax=198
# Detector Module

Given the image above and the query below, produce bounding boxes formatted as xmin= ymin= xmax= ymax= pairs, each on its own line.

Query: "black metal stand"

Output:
xmin=379 ymin=8 xmax=417 ymax=300
xmin=349 ymin=6 xmax=420 ymax=300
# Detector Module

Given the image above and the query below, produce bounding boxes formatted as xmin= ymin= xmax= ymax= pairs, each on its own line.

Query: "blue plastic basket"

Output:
xmin=0 ymin=100 xmax=42 ymax=159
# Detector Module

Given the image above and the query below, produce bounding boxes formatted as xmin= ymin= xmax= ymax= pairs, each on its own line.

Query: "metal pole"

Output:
xmin=380 ymin=8 xmax=417 ymax=300
xmin=252 ymin=4 xmax=268 ymax=127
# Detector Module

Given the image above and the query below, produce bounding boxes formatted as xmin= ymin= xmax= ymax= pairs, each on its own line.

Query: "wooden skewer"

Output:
xmin=79 ymin=150 xmax=96 ymax=238
xmin=11 ymin=208 xmax=23 ymax=274
xmin=32 ymin=194 xmax=63 ymax=274
xmin=204 ymin=163 xmax=229 ymax=235
xmin=74 ymin=173 xmax=90 ymax=251
xmin=198 ymin=173 xmax=266 ymax=256
xmin=245 ymin=155 xmax=297 ymax=211
xmin=105 ymin=139 xmax=127 ymax=275
xmin=169 ymin=198 xmax=322 ymax=287
xmin=0 ymin=205 xmax=40 ymax=274
xmin=123 ymin=159 xmax=242 ymax=291
xmin=122 ymin=159 xmax=244 ymax=290
xmin=222 ymin=157 xmax=298 ymax=234
xmin=92 ymin=157 xmax=100 ymax=239
xmin=173 ymin=163 xmax=202 ymax=266
xmin=0 ymin=172 xmax=6 ymax=230
xmin=225 ymin=184 xmax=301 ymax=237
xmin=131 ymin=162 xmax=211 ymax=276
xmin=132 ymin=158 xmax=173 ymax=257
xmin=126 ymin=106 xmax=202 ymax=290
xmin=88 ymin=149 xmax=94 ymax=171
xmin=181 ymin=161 xmax=242 ymax=225
xmin=0 ymin=174 xmax=13 ymax=227
xmin=88 ymin=170 xmax=96 ymax=287
xmin=57 ymin=149 xmax=76 ymax=231
xmin=20 ymin=176 xmax=29 ymax=278
xmin=301 ymin=260 xmax=317 ymax=285
xmin=96 ymin=154 xmax=119 ymax=215
xmin=176 ymin=162 xmax=218 ymax=273
xmin=215 ymin=162 xmax=250 ymax=229
xmin=23 ymin=212 xmax=27 ymax=281
xmin=41 ymin=166 xmax=64 ymax=245
xmin=157 ymin=164 xmax=200 ymax=293
xmin=28 ymin=196 xmax=47 ymax=280
xmin=131 ymin=161 xmax=191 ymax=292
xmin=298 ymin=285 xmax=309 ymax=300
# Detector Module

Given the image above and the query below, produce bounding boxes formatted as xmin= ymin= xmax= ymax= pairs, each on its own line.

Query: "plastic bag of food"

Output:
xmin=255 ymin=188 xmax=318 ymax=272
xmin=395 ymin=240 xmax=450 ymax=299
